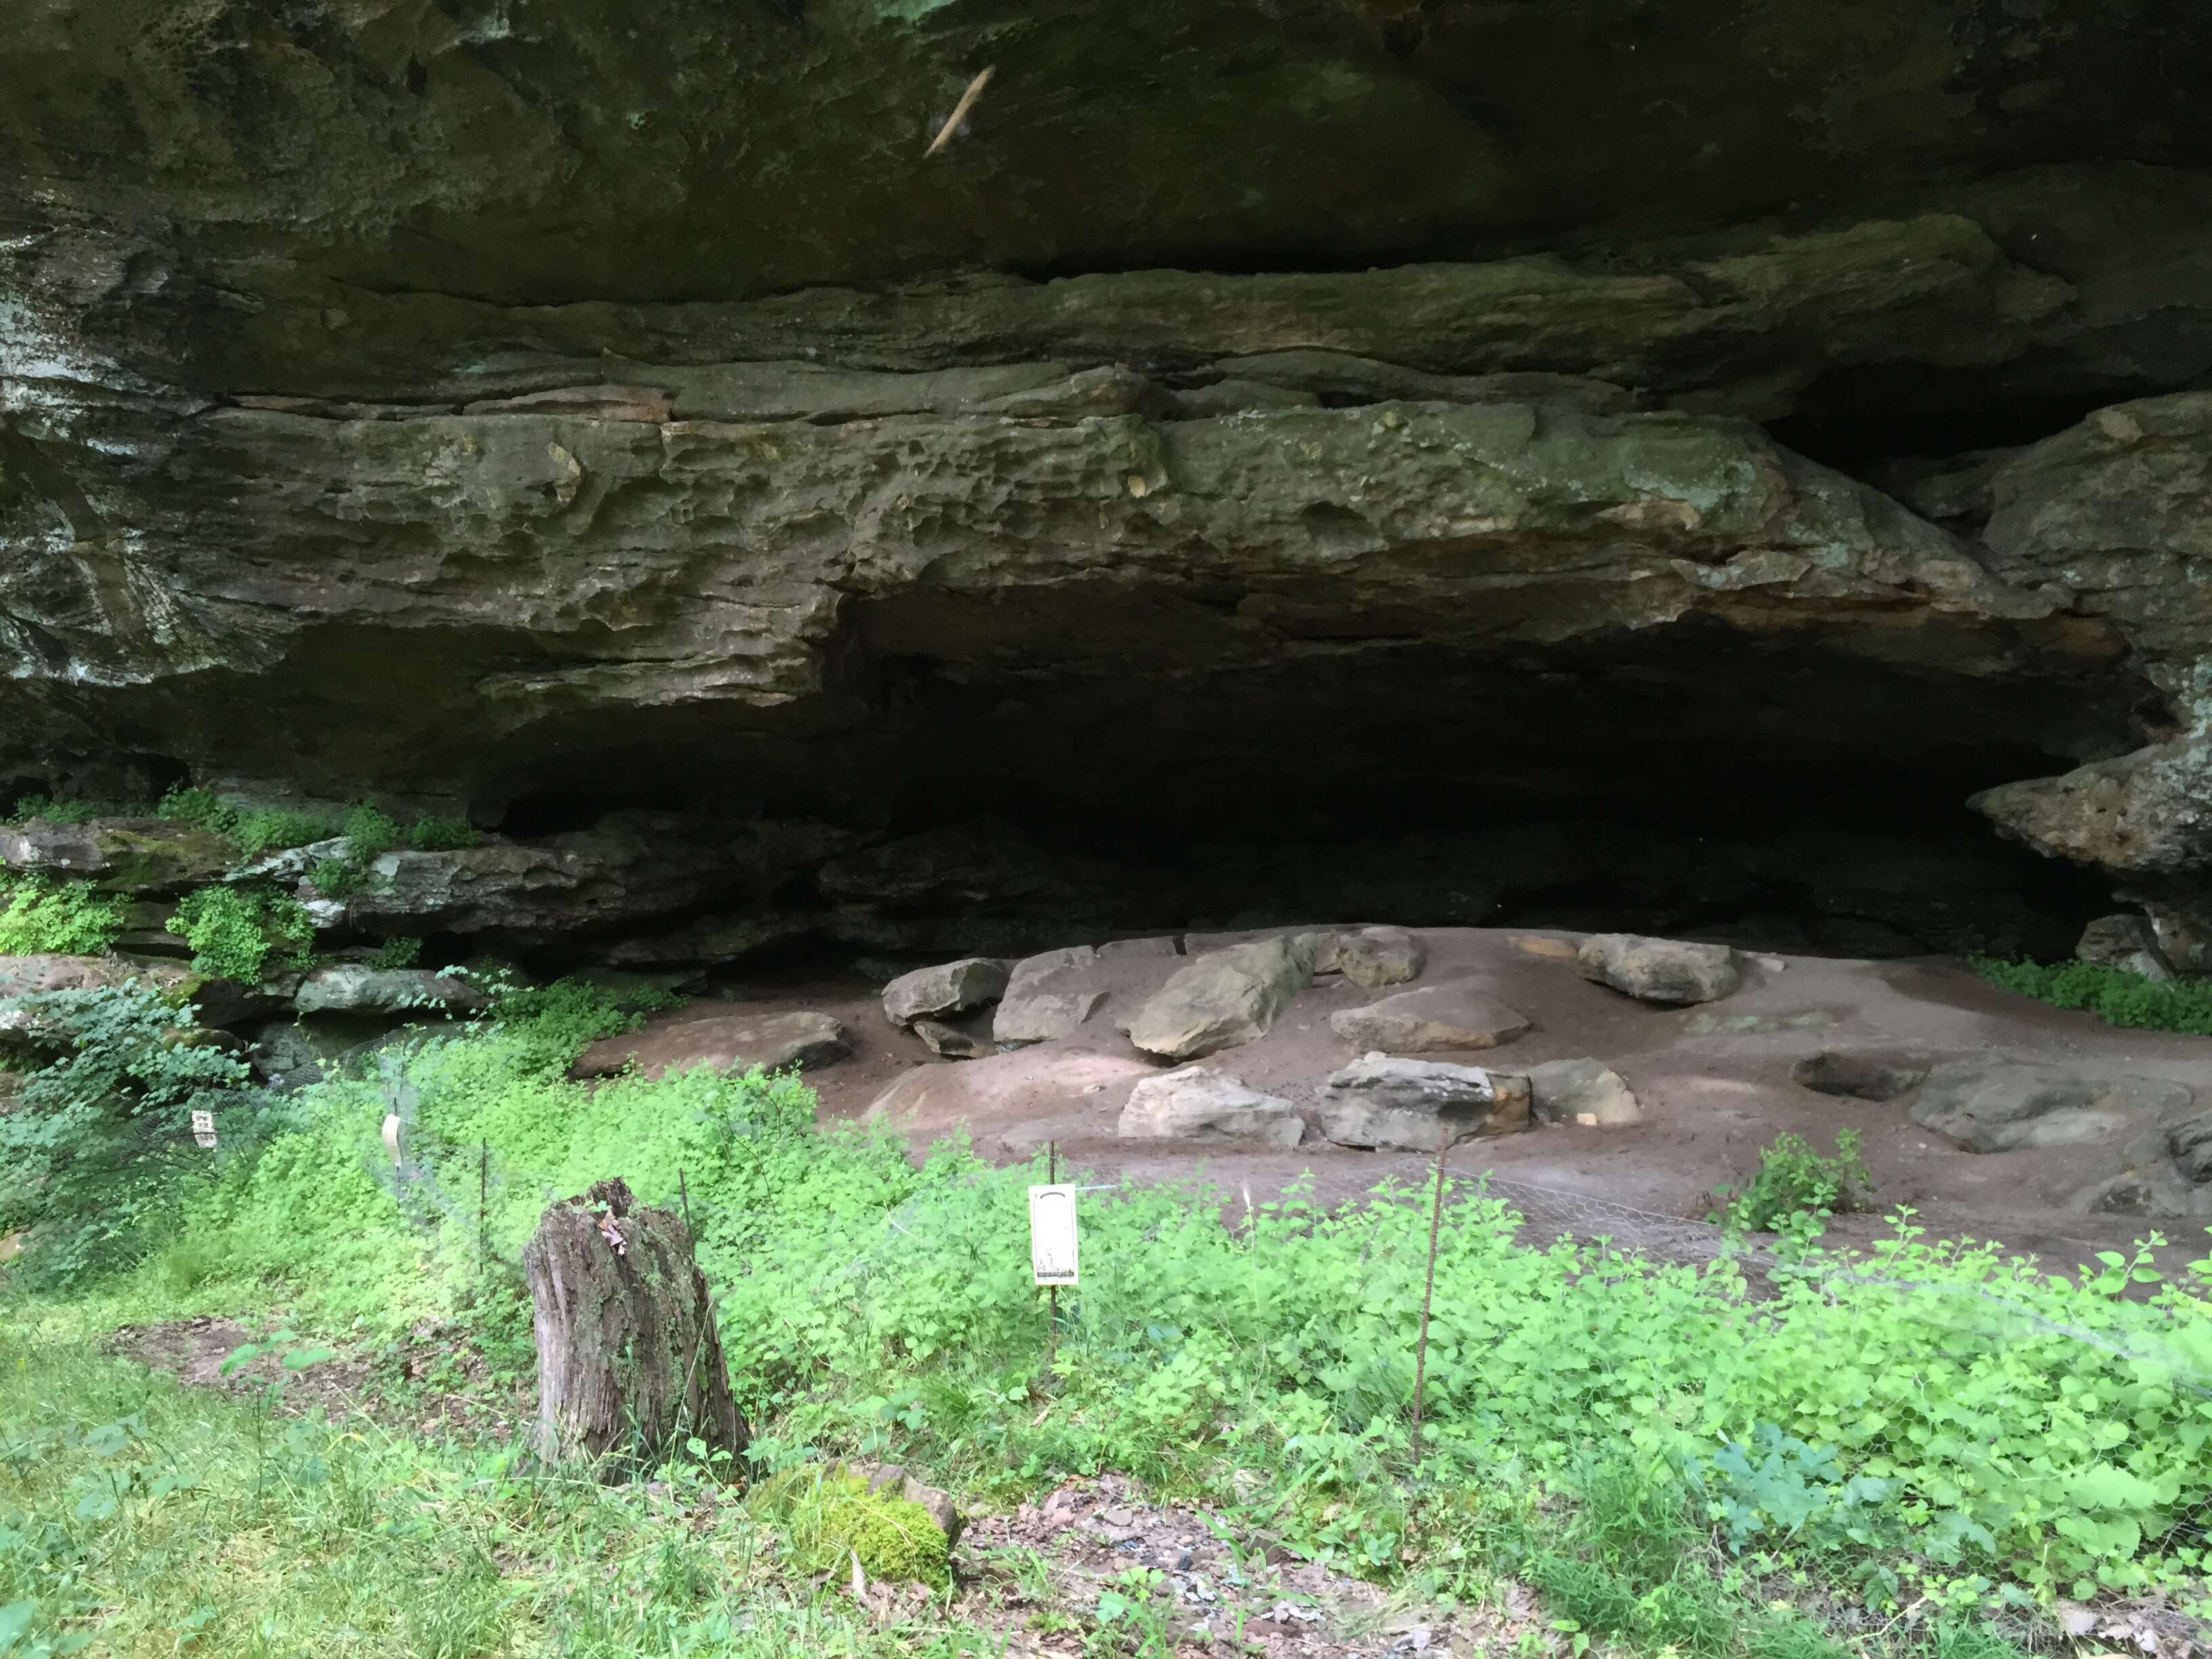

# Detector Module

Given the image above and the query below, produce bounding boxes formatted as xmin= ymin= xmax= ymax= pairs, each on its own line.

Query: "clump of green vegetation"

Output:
xmin=164 ymin=886 xmax=316 ymax=983
xmin=7 ymin=972 xmax=2210 ymax=1643
xmin=1709 ymin=1130 xmax=1875 ymax=1233
xmin=0 ymin=982 xmax=258 ymax=1282
xmin=158 ymin=787 xmax=479 ymax=863
xmin=368 ymin=936 xmax=424 ymax=970
xmin=152 ymin=785 xmax=227 ymax=831
xmin=1972 ymin=956 xmax=2212 ymax=1036
xmin=306 ymin=855 xmax=373 ymax=900
xmin=1 ymin=794 xmax=128 ymax=825
xmin=406 ymin=813 xmax=481 ymax=851
xmin=0 ymin=873 xmax=126 ymax=956
xmin=340 ymin=802 xmax=402 ymax=859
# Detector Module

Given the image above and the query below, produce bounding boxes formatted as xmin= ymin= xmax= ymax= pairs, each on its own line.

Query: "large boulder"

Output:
xmin=1126 ymin=935 xmax=1318 ymax=1061
xmin=294 ymin=966 xmax=488 ymax=1017
xmin=1328 ymin=981 xmax=1529 ymax=1053
xmin=573 ymin=1010 xmax=851 ymax=1080
xmin=1910 ymin=1059 xmax=2192 ymax=1153
xmin=1576 ymin=935 xmax=1742 ymax=1005
xmin=1525 ymin=1059 xmax=1643 ymax=1128
xmin=1319 ymin=1054 xmax=1531 ymax=1150
xmin=993 ymin=947 xmax=1108 ymax=1048
xmin=882 ymin=958 xmax=1010 ymax=1029
xmin=1116 ymin=1066 xmax=1305 ymax=1148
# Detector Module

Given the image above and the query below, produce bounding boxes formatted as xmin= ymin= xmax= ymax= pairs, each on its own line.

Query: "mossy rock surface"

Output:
xmin=819 ymin=1479 xmax=952 ymax=1591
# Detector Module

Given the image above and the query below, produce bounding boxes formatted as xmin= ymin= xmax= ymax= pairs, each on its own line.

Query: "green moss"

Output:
xmin=766 ymin=1472 xmax=951 ymax=1590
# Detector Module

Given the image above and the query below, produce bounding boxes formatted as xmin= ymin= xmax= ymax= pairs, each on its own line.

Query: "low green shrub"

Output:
xmin=1710 ymin=1130 xmax=1875 ymax=1233
xmin=164 ymin=886 xmax=315 ymax=983
xmin=157 ymin=787 xmax=480 ymax=859
xmin=306 ymin=855 xmax=373 ymax=900
xmin=340 ymin=803 xmax=401 ymax=860
xmin=1972 ymin=957 xmax=2212 ymax=1036
xmin=0 ymin=874 xmax=126 ymax=956
xmin=153 ymin=785 xmax=226 ymax=830
xmin=369 ymin=936 xmax=424 ymax=970
xmin=0 ymin=982 xmax=258 ymax=1282
xmin=405 ymin=814 xmax=481 ymax=851
xmin=155 ymin=787 xmax=340 ymax=857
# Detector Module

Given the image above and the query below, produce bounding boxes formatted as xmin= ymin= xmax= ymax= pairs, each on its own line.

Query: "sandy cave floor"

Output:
xmin=610 ymin=927 xmax=2212 ymax=1278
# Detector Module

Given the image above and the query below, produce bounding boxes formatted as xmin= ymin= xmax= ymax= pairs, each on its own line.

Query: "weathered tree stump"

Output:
xmin=521 ymin=1177 xmax=747 ymax=1474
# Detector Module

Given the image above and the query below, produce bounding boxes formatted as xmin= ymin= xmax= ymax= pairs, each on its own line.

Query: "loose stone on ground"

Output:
xmin=1126 ymin=934 xmax=1317 ymax=1061
xmin=1577 ymin=933 xmax=1742 ymax=1005
xmin=1328 ymin=981 xmax=1530 ymax=1052
xmin=1117 ymin=1065 xmax=1306 ymax=1147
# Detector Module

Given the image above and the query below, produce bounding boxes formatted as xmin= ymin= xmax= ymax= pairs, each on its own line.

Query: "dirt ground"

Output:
xmin=648 ymin=927 xmax=2212 ymax=1275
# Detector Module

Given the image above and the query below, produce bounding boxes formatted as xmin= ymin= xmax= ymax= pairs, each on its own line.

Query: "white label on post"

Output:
xmin=1028 ymin=1184 xmax=1079 ymax=1286
xmin=190 ymin=1110 xmax=218 ymax=1150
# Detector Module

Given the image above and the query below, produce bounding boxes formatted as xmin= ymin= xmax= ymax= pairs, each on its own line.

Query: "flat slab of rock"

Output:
xmin=1320 ymin=1054 xmax=1531 ymax=1149
xmin=1328 ymin=981 xmax=1528 ymax=1052
xmin=912 ymin=1018 xmax=996 ymax=1060
xmin=1791 ymin=1052 xmax=1927 ymax=1101
xmin=573 ymin=1010 xmax=850 ymax=1080
xmin=0 ymin=952 xmax=193 ymax=1001
xmin=883 ymin=958 xmax=1009 ymax=1027
xmin=1577 ymin=933 xmax=1742 ymax=1004
xmin=993 ymin=946 xmax=1107 ymax=1046
xmin=1117 ymin=1065 xmax=1305 ymax=1147
xmin=1526 ymin=1058 xmax=1643 ymax=1127
xmin=0 ymin=817 xmax=234 ymax=895
xmin=1324 ymin=925 xmax=1425 ymax=988
xmin=295 ymin=965 xmax=488 ymax=1017
xmin=1126 ymin=933 xmax=1317 ymax=1061
xmin=1910 ymin=1059 xmax=2191 ymax=1152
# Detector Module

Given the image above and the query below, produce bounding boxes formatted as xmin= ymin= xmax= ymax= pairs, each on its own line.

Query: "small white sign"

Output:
xmin=1028 ymin=1184 xmax=1079 ymax=1286
xmin=190 ymin=1110 xmax=218 ymax=1151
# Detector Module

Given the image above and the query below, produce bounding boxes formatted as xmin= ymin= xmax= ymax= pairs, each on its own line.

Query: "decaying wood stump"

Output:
xmin=521 ymin=1178 xmax=747 ymax=1473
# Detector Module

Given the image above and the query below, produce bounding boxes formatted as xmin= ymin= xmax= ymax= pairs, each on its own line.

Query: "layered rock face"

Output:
xmin=5 ymin=1 xmax=2212 ymax=962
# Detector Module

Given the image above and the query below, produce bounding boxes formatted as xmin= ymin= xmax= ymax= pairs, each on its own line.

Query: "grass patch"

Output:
xmin=0 ymin=1340 xmax=989 ymax=1658
xmin=1971 ymin=957 xmax=2212 ymax=1036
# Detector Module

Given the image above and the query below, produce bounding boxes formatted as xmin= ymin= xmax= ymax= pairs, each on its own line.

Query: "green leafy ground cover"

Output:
xmin=0 ymin=877 xmax=125 ymax=958
xmin=4 ymin=981 xmax=2210 ymax=1656
xmin=1972 ymin=958 xmax=2212 ymax=1036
